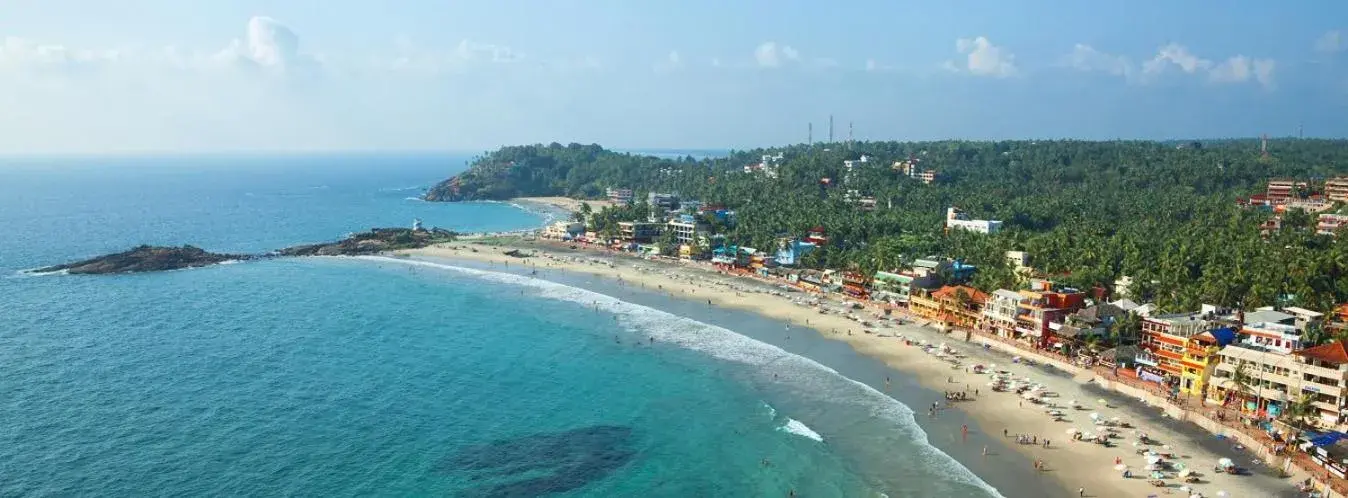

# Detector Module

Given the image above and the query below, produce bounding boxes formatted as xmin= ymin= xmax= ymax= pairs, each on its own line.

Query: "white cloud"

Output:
xmin=1065 ymin=44 xmax=1131 ymax=78
xmin=754 ymin=41 xmax=799 ymax=68
xmin=950 ymin=36 xmax=1016 ymax=78
xmin=1142 ymin=43 xmax=1211 ymax=75
xmin=1316 ymin=30 xmax=1343 ymax=53
xmin=212 ymin=16 xmax=318 ymax=70
xmin=1136 ymin=43 xmax=1274 ymax=89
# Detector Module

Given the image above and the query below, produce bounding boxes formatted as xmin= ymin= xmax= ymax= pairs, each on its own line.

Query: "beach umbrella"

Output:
xmin=1217 ymin=458 xmax=1233 ymax=468
xmin=1146 ymin=455 xmax=1163 ymax=464
xmin=1066 ymin=428 xmax=1080 ymax=435
xmin=1098 ymin=398 xmax=1108 ymax=404
xmin=1069 ymin=399 xmax=1079 ymax=405
xmin=1178 ymin=486 xmax=1190 ymax=492
xmin=1114 ymin=464 xmax=1128 ymax=471
xmin=1178 ymin=469 xmax=1193 ymax=477
xmin=1215 ymin=492 xmax=1227 ymax=497
xmin=1090 ymin=412 xmax=1101 ymax=419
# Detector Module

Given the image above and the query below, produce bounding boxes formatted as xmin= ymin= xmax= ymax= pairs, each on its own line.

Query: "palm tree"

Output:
xmin=1229 ymin=362 xmax=1256 ymax=412
xmin=1280 ymin=393 xmax=1316 ymax=433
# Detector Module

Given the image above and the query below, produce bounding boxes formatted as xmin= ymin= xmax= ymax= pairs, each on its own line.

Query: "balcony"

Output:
xmin=1135 ymin=353 xmax=1159 ymax=367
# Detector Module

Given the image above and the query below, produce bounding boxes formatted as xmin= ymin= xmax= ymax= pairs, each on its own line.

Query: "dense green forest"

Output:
xmin=426 ymin=139 xmax=1348 ymax=314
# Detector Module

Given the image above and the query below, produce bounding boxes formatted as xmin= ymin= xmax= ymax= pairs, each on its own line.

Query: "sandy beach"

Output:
xmin=402 ymin=239 xmax=1299 ymax=498
xmin=510 ymin=196 xmax=613 ymax=214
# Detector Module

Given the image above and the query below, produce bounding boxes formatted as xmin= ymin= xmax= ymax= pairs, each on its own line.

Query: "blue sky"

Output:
xmin=1 ymin=1 xmax=1346 ymax=153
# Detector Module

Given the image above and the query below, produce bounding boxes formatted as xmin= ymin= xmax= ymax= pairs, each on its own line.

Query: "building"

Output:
xmin=841 ymin=271 xmax=871 ymax=299
xmin=1241 ymin=321 xmax=1304 ymax=354
xmin=1014 ymin=283 xmax=1086 ymax=349
xmin=1055 ymin=303 xmax=1127 ymax=346
xmin=1327 ymin=177 xmax=1348 ymax=203
xmin=1178 ymin=327 xmax=1237 ymax=396
xmin=929 ymin=285 xmax=989 ymax=329
xmin=805 ymin=226 xmax=828 ymax=246
xmin=982 ymin=289 xmax=1029 ymax=342
xmin=617 ymin=221 xmax=663 ymax=243
xmin=1136 ymin=311 xmax=1222 ymax=387
xmin=647 ymin=192 xmax=680 ymax=212
xmin=908 ymin=287 xmax=943 ymax=326
xmin=945 ymin=207 xmax=1003 ymax=235
xmin=842 ymin=155 xmax=870 ymax=184
xmin=1266 ymin=179 xmax=1306 ymax=202
xmin=910 ymin=257 xmax=977 ymax=284
xmin=744 ymin=153 xmax=783 ymax=178
xmin=544 ymin=221 xmax=585 ymax=239
xmin=1317 ymin=213 xmax=1348 ymax=236
xmin=775 ymin=239 xmax=816 ymax=267
xmin=666 ymin=215 xmax=707 ymax=245
xmin=1209 ymin=341 xmax=1348 ymax=426
xmin=1284 ymin=306 xmax=1326 ymax=332
xmin=606 ymin=187 xmax=634 ymax=205
xmin=893 ymin=156 xmax=938 ymax=184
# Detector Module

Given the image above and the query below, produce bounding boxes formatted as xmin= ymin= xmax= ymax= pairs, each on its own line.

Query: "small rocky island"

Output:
xmin=276 ymin=227 xmax=457 ymax=256
xmin=33 ymin=245 xmax=246 ymax=275
xmin=34 ymin=223 xmax=458 ymax=275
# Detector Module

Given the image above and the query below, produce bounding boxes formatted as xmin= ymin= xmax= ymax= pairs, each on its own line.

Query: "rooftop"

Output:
xmin=1244 ymin=309 xmax=1294 ymax=325
xmin=1295 ymin=341 xmax=1348 ymax=366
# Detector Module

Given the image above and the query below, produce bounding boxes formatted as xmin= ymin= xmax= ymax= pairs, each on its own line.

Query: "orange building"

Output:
xmin=930 ymin=285 xmax=989 ymax=329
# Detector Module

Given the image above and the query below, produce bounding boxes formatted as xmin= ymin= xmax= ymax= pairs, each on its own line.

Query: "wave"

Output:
xmin=762 ymin=402 xmax=777 ymax=420
xmin=9 ymin=267 xmax=67 ymax=278
xmin=779 ymin=418 xmax=824 ymax=442
xmin=404 ymin=197 xmax=424 ymax=202
xmin=348 ymin=256 xmax=1004 ymax=497
xmin=379 ymin=185 xmax=423 ymax=192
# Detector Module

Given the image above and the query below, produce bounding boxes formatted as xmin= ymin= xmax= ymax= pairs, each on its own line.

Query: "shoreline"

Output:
xmin=401 ymin=239 xmax=1300 ymax=498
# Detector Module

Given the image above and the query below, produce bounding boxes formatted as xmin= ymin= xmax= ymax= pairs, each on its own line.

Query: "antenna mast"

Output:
xmin=828 ymin=115 xmax=834 ymax=143
xmin=808 ymin=123 xmax=813 ymax=145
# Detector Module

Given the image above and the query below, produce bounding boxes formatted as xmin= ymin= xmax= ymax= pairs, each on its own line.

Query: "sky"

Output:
xmin=2 ymin=1 xmax=1348 ymax=153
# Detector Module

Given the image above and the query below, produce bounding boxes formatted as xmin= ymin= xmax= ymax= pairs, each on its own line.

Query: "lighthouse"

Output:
xmin=412 ymin=218 xmax=424 ymax=231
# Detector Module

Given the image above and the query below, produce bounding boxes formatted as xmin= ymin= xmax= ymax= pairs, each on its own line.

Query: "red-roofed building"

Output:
xmin=916 ymin=285 xmax=989 ymax=330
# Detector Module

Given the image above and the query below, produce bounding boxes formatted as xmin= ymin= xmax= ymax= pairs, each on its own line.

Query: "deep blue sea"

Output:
xmin=0 ymin=154 xmax=1010 ymax=497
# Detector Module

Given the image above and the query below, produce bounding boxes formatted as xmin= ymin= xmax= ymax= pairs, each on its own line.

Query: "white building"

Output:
xmin=945 ymin=207 xmax=1003 ymax=235
xmin=606 ymin=187 xmax=634 ymax=205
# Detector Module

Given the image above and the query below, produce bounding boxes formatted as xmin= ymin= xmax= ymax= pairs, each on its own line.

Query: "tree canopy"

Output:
xmin=428 ymin=139 xmax=1348 ymax=314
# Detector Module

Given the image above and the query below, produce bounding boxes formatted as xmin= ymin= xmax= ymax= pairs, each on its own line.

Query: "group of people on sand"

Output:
xmin=944 ymin=390 xmax=970 ymax=401
xmin=1012 ymin=433 xmax=1050 ymax=448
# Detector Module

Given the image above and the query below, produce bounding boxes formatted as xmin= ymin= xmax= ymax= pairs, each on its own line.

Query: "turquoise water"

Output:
xmin=1 ymin=155 xmax=1006 ymax=497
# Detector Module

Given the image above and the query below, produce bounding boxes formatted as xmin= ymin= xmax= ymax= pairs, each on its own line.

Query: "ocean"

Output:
xmin=0 ymin=154 xmax=1018 ymax=497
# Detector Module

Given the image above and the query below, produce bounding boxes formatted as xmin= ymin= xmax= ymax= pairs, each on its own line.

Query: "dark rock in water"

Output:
xmin=31 ymin=245 xmax=245 ymax=275
xmin=35 ymin=227 xmax=458 ymax=275
xmin=276 ymin=227 xmax=457 ymax=257
xmin=439 ymin=425 xmax=637 ymax=497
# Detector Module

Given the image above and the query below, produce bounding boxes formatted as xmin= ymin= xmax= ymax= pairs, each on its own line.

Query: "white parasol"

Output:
xmin=1217 ymin=457 xmax=1234 ymax=468
xmin=1066 ymin=428 xmax=1080 ymax=435
xmin=1178 ymin=469 xmax=1194 ymax=477
xmin=1090 ymin=412 xmax=1101 ymax=419
xmin=1114 ymin=463 xmax=1128 ymax=471
xmin=1146 ymin=455 xmax=1163 ymax=464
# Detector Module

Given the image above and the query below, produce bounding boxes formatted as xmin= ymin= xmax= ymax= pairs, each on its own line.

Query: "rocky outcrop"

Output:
xmin=275 ymin=228 xmax=457 ymax=256
xmin=37 ymin=228 xmax=458 ymax=275
xmin=33 ymin=245 xmax=245 ymax=275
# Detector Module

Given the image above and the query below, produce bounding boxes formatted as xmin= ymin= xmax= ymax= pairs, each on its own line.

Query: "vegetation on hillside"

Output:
xmin=430 ymin=139 xmax=1348 ymax=314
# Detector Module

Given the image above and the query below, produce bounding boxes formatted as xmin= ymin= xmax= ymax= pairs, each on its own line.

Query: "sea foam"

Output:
xmin=779 ymin=418 xmax=824 ymax=442
xmin=350 ymin=256 xmax=1005 ymax=497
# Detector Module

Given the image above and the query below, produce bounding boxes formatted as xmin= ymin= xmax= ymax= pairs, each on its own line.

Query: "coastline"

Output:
xmin=508 ymin=196 xmax=613 ymax=216
xmin=401 ymin=239 xmax=1300 ymax=498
